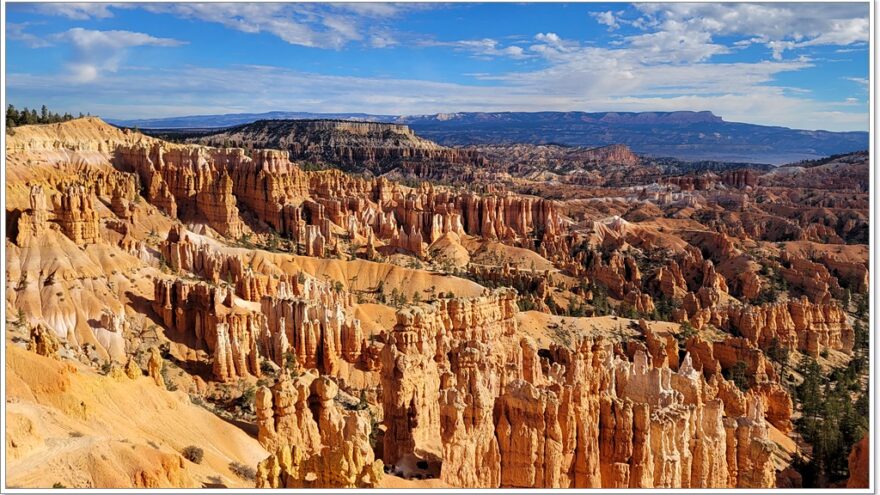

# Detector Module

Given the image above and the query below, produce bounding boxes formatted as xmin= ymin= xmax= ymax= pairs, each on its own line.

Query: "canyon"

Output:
xmin=4 ymin=117 xmax=869 ymax=490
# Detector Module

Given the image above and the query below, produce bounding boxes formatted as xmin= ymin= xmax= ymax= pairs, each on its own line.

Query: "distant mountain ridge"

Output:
xmin=112 ymin=110 xmax=726 ymax=129
xmin=109 ymin=110 xmax=868 ymax=164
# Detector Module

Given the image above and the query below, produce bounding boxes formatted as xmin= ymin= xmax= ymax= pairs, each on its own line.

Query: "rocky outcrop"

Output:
xmin=380 ymin=306 xmax=444 ymax=466
xmin=153 ymin=278 xmax=257 ymax=383
xmin=380 ymin=289 xmax=518 ymax=473
xmin=28 ymin=324 xmax=61 ymax=358
xmin=56 ymin=184 xmax=100 ymax=245
xmin=846 ymin=435 xmax=869 ymax=488
xmin=125 ymin=356 xmax=142 ymax=379
xmin=726 ymin=297 xmax=852 ymax=357
xmin=121 ymin=140 xmax=563 ymax=263
xmin=679 ymin=286 xmax=852 ymax=358
xmin=119 ymin=143 xmax=247 ymax=237
xmin=14 ymin=185 xmax=50 ymax=247
xmin=6 ymin=117 xmax=829 ymax=490
xmin=254 ymin=372 xmax=383 ymax=488
xmin=147 ymin=347 xmax=164 ymax=387
xmin=153 ymin=266 xmax=366 ymax=382
xmin=778 ymin=253 xmax=840 ymax=304
xmin=376 ymin=286 xmax=777 ymax=489
xmin=819 ymin=254 xmax=869 ymax=293
xmin=495 ymin=379 xmax=565 ymax=487
xmin=260 ymin=277 xmax=364 ymax=375
xmin=439 ymin=341 xmax=502 ymax=487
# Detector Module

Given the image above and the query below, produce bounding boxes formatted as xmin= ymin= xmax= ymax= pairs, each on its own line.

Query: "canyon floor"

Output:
xmin=3 ymin=117 xmax=870 ymax=489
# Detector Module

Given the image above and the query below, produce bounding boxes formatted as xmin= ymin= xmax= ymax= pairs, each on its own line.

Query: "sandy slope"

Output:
xmin=516 ymin=311 xmax=680 ymax=348
xmin=5 ymin=345 xmax=267 ymax=488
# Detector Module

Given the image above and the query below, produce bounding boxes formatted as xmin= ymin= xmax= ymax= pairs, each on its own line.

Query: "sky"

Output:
xmin=4 ymin=2 xmax=871 ymax=131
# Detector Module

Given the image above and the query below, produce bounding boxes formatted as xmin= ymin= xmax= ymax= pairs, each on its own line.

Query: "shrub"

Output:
xmin=723 ymin=360 xmax=749 ymax=392
xmin=517 ymin=297 xmax=537 ymax=312
xmin=181 ymin=445 xmax=205 ymax=464
xmin=677 ymin=321 xmax=697 ymax=341
xmin=239 ymin=387 xmax=256 ymax=411
xmin=229 ymin=461 xmax=256 ymax=480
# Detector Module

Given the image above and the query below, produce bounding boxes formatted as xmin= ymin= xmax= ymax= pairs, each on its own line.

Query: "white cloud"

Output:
xmin=7 ymin=22 xmax=52 ymax=48
xmin=35 ymin=3 xmax=119 ymax=20
xmin=625 ymin=20 xmax=728 ymax=63
xmin=6 ymin=2 xmax=868 ymax=132
xmin=425 ymin=38 xmax=529 ymax=59
xmin=633 ymin=3 xmax=869 ymax=59
xmin=142 ymin=3 xmax=420 ymax=49
xmin=591 ymin=11 xmax=620 ymax=31
xmin=369 ymin=33 xmax=397 ymax=48
xmin=6 ymin=61 xmax=867 ymax=131
xmin=54 ymin=28 xmax=184 ymax=82
xmin=846 ymin=77 xmax=869 ymax=87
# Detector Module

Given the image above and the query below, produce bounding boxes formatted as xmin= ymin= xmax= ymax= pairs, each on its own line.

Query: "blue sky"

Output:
xmin=5 ymin=2 xmax=870 ymax=131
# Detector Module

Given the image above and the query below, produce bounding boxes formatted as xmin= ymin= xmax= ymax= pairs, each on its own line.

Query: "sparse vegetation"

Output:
xmin=181 ymin=445 xmax=205 ymax=464
xmin=229 ymin=461 xmax=256 ymax=480
xmin=722 ymin=360 xmax=749 ymax=392
xmin=676 ymin=321 xmax=697 ymax=342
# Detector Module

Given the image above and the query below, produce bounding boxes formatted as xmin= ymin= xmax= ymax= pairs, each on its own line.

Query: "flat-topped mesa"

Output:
xmin=190 ymin=119 xmax=488 ymax=177
xmin=255 ymin=372 xmax=383 ymax=488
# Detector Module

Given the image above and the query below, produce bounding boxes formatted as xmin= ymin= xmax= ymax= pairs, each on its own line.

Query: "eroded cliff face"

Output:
xmin=116 ymin=137 xmax=563 ymax=264
xmin=254 ymin=373 xmax=383 ymax=488
xmin=376 ymin=289 xmax=778 ymax=488
xmin=151 ymin=258 xmax=367 ymax=383
xmin=188 ymin=119 xmax=489 ymax=178
xmin=6 ymin=118 xmax=865 ymax=489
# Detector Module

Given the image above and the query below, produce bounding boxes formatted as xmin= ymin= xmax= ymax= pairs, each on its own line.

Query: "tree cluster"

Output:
xmin=6 ymin=104 xmax=83 ymax=131
xmin=793 ymin=355 xmax=868 ymax=486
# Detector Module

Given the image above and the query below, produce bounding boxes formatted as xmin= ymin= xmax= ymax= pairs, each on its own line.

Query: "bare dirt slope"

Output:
xmin=5 ymin=345 xmax=267 ymax=489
